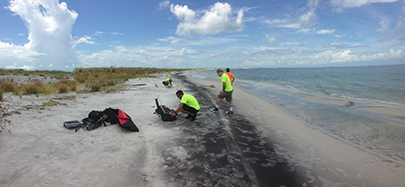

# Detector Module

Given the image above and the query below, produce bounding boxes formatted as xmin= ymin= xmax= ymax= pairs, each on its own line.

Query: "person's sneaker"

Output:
xmin=190 ymin=114 xmax=196 ymax=121
xmin=225 ymin=111 xmax=233 ymax=114
xmin=185 ymin=115 xmax=192 ymax=119
xmin=210 ymin=107 xmax=219 ymax=111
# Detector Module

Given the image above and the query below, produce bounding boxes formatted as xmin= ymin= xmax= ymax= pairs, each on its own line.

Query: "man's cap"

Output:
xmin=217 ymin=68 xmax=223 ymax=72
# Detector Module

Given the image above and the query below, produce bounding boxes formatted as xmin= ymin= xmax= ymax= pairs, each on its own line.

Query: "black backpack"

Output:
xmin=81 ymin=110 xmax=109 ymax=130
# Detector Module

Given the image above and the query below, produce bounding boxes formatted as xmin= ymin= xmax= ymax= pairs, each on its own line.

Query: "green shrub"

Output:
xmin=58 ymin=84 xmax=68 ymax=93
xmin=106 ymin=80 xmax=115 ymax=86
xmin=22 ymin=84 xmax=39 ymax=95
xmin=89 ymin=83 xmax=101 ymax=92
xmin=0 ymin=81 xmax=15 ymax=93
xmin=75 ymin=74 xmax=87 ymax=83
xmin=70 ymin=85 xmax=76 ymax=92
xmin=22 ymin=81 xmax=42 ymax=95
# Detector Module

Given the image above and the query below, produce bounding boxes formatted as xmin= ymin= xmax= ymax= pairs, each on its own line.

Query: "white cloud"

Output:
xmin=73 ymin=36 xmax=95 ymax=47
xmin=299 ymin=9 xmax=317 ymax=26
xmin=6 ymin=64 xmax=35 ymax=70
xmin=278 ymin=0 xmax=319 ymax=29
xmin=157 ymin=36 xmax=180 ymax=44
xmin=157 ymin=35 xmax=240 ymax=46
xmin=331 ymin=0 xmax=398 ymax=8
xmin=376 ymin=19 xmax=401 ymax=42
xmin=170 ymin=2 xmax=244 ymax=36
xmin=0 ymin=41 xmax=43 ymax=60
xmin=317 ymin=29 xmax=335 ymax=34
xmin=244 ymin=58 xmax=276 ymax=66
xmin=263 ymin=19 xmax=286 ymax=27
xmin=279 ymin=23 xmax=301 ymax=29
xmin=331 ymin=50 xmax=357 ymax=62
xmin=158 ymin=0 xmax=170 ymax=10
xmin=179 ymin=48 xmax=186 ymax=55
xmin=267 ymin=37 xmax=276 ymax=43
xmin=6 ymin=0 xmax=78 ymax=70
xmin=310 ymin=48 xmax=405 ymax=64
xmin=0 ymin=41 xmax=43 ymax=70
xmin=377 ymin=19 xmax=389 ymax=32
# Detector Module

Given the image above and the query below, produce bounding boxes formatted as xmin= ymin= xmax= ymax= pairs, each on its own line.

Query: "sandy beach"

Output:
xmin=1 ymin=71 xmax=405 ymax=187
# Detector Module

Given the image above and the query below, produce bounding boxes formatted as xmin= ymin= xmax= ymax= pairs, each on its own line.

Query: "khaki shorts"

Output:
xmin=218 ymin=90 xmax=233 ymax=101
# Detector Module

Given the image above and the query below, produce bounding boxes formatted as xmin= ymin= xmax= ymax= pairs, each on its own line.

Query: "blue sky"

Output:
xmin=0 ymin=0 xmax=404 ymax=71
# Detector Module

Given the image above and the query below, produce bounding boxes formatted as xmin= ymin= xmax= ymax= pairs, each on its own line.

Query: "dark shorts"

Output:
xmin=182 ymin=104 xmax=199 ymax=114
xmin=218 ymin=90 xmax=233 ymax=101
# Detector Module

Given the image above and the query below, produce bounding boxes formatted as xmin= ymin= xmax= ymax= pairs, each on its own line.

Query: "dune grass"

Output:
xmin=0 ymin=67 xmax=186 ymax=96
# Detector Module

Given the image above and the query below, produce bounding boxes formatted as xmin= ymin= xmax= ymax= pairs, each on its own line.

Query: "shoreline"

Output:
xmin=185 ymin=71 xmax=405 ymax=187
xmin=1 ymin=71 xmax=404 ymax=186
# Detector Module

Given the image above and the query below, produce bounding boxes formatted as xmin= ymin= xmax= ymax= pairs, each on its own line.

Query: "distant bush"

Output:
xmin=57 ymin=80 xmax=76 ymax=93
xmin=0 ymin=89 xmax=3 ymax=101
xmin=58 ymin=84 xmax=68 ymax=93
xmin=22 ymin=84 xmax=39 ymax=95
xmin=75 ymin=73 xmax=87 ymax=83
xmin=106 ymin=80 xmax=115 ymax=86
xmin=0 ymin=80 xmax=15 ymax=93
xmin=89 ymin=83 xmax=101 ymax=92
xmin=70 ymin=84 xmax=76 ymax=92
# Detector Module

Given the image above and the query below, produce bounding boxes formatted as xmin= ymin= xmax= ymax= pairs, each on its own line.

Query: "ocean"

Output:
xmin=192 ymin=64 xmax=405 ymax=163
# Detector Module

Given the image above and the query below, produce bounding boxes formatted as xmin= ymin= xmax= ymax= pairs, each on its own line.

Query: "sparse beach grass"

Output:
xmin=0 ymin=67 xmax=185 ymax=96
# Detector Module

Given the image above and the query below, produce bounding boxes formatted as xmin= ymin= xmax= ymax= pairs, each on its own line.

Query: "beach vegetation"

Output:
xmin=0 ymin=79 xmax=16 ymax=93
xmin=0 ymin=89 xmax=3 ymax=101
xmin=21 ymin=80 xmax=42 ymax=95
xmin=42 ymin=101 xmax=58 ymax=106
xmin=0 ymin=67 xmax=189 ymax=95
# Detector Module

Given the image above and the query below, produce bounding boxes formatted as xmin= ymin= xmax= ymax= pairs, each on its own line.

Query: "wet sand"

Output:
xmin=1 ymin=71 xmax=405 ymax=187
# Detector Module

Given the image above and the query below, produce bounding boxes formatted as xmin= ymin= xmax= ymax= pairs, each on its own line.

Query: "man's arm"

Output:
xmin=171 ymin=103 xmax=184 ymax=116
xmin=222 ymin=82 xmax=226 ymax=92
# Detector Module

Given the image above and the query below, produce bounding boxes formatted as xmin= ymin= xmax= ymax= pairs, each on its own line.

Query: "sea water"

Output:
xmin=193 ymin=64 xmax=405 ymax=163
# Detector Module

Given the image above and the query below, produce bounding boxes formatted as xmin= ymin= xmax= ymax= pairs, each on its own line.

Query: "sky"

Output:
xmin=0 ymin=0 xmax=404 ymax=71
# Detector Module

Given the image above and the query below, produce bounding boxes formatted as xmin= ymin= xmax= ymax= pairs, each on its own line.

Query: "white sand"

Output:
xmin=1 ymin=71 xmax=405 ymax=187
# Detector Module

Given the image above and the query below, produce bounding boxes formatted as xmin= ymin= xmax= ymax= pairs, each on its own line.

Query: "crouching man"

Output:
xmin=171 ymin=90 xmax=200 ymax=121
xmin=162 ymin=78 xmax=172 ymax=86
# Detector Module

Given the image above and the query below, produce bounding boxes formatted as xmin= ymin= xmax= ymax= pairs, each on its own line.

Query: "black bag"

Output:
xmin=155 ymin=98 xmax=176 ymax=121
xmin=63 ymin=120 xmax=82 ymax=130
xmin=103 ymin=107 xmax=139 ymax=132
xmin=81 ymin=110 xmax=109 ymax=131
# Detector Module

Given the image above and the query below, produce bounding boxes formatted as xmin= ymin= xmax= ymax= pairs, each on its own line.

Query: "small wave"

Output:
xmin=285 ymin=85 xmax=304 ymax=93
xmin=330 ymin=93 xmax=402 ymax=106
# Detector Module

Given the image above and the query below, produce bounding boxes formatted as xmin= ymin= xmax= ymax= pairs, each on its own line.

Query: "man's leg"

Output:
xmin=226 ymin=92 xmax=233 ymax=114
xmin=181 ymin=105 xmax=198 ymax=121
xmin=180 ymin=108 xmax=193 ymax=116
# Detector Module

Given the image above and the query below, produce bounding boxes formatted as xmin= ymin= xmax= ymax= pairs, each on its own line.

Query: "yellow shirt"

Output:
xmin=181 ymin=94 xmax=200 ymax=110
xmin=221 ymin=73 xmax=233 ymax=92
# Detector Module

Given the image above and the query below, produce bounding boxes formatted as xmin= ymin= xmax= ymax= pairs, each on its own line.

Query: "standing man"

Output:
xmin=171 ymin=90 xmax=200 ymax=121
xmin=210 ymin=68 xmax=233 ymax=114
xmin=226 ymin=68 xmax=235 ymax=85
